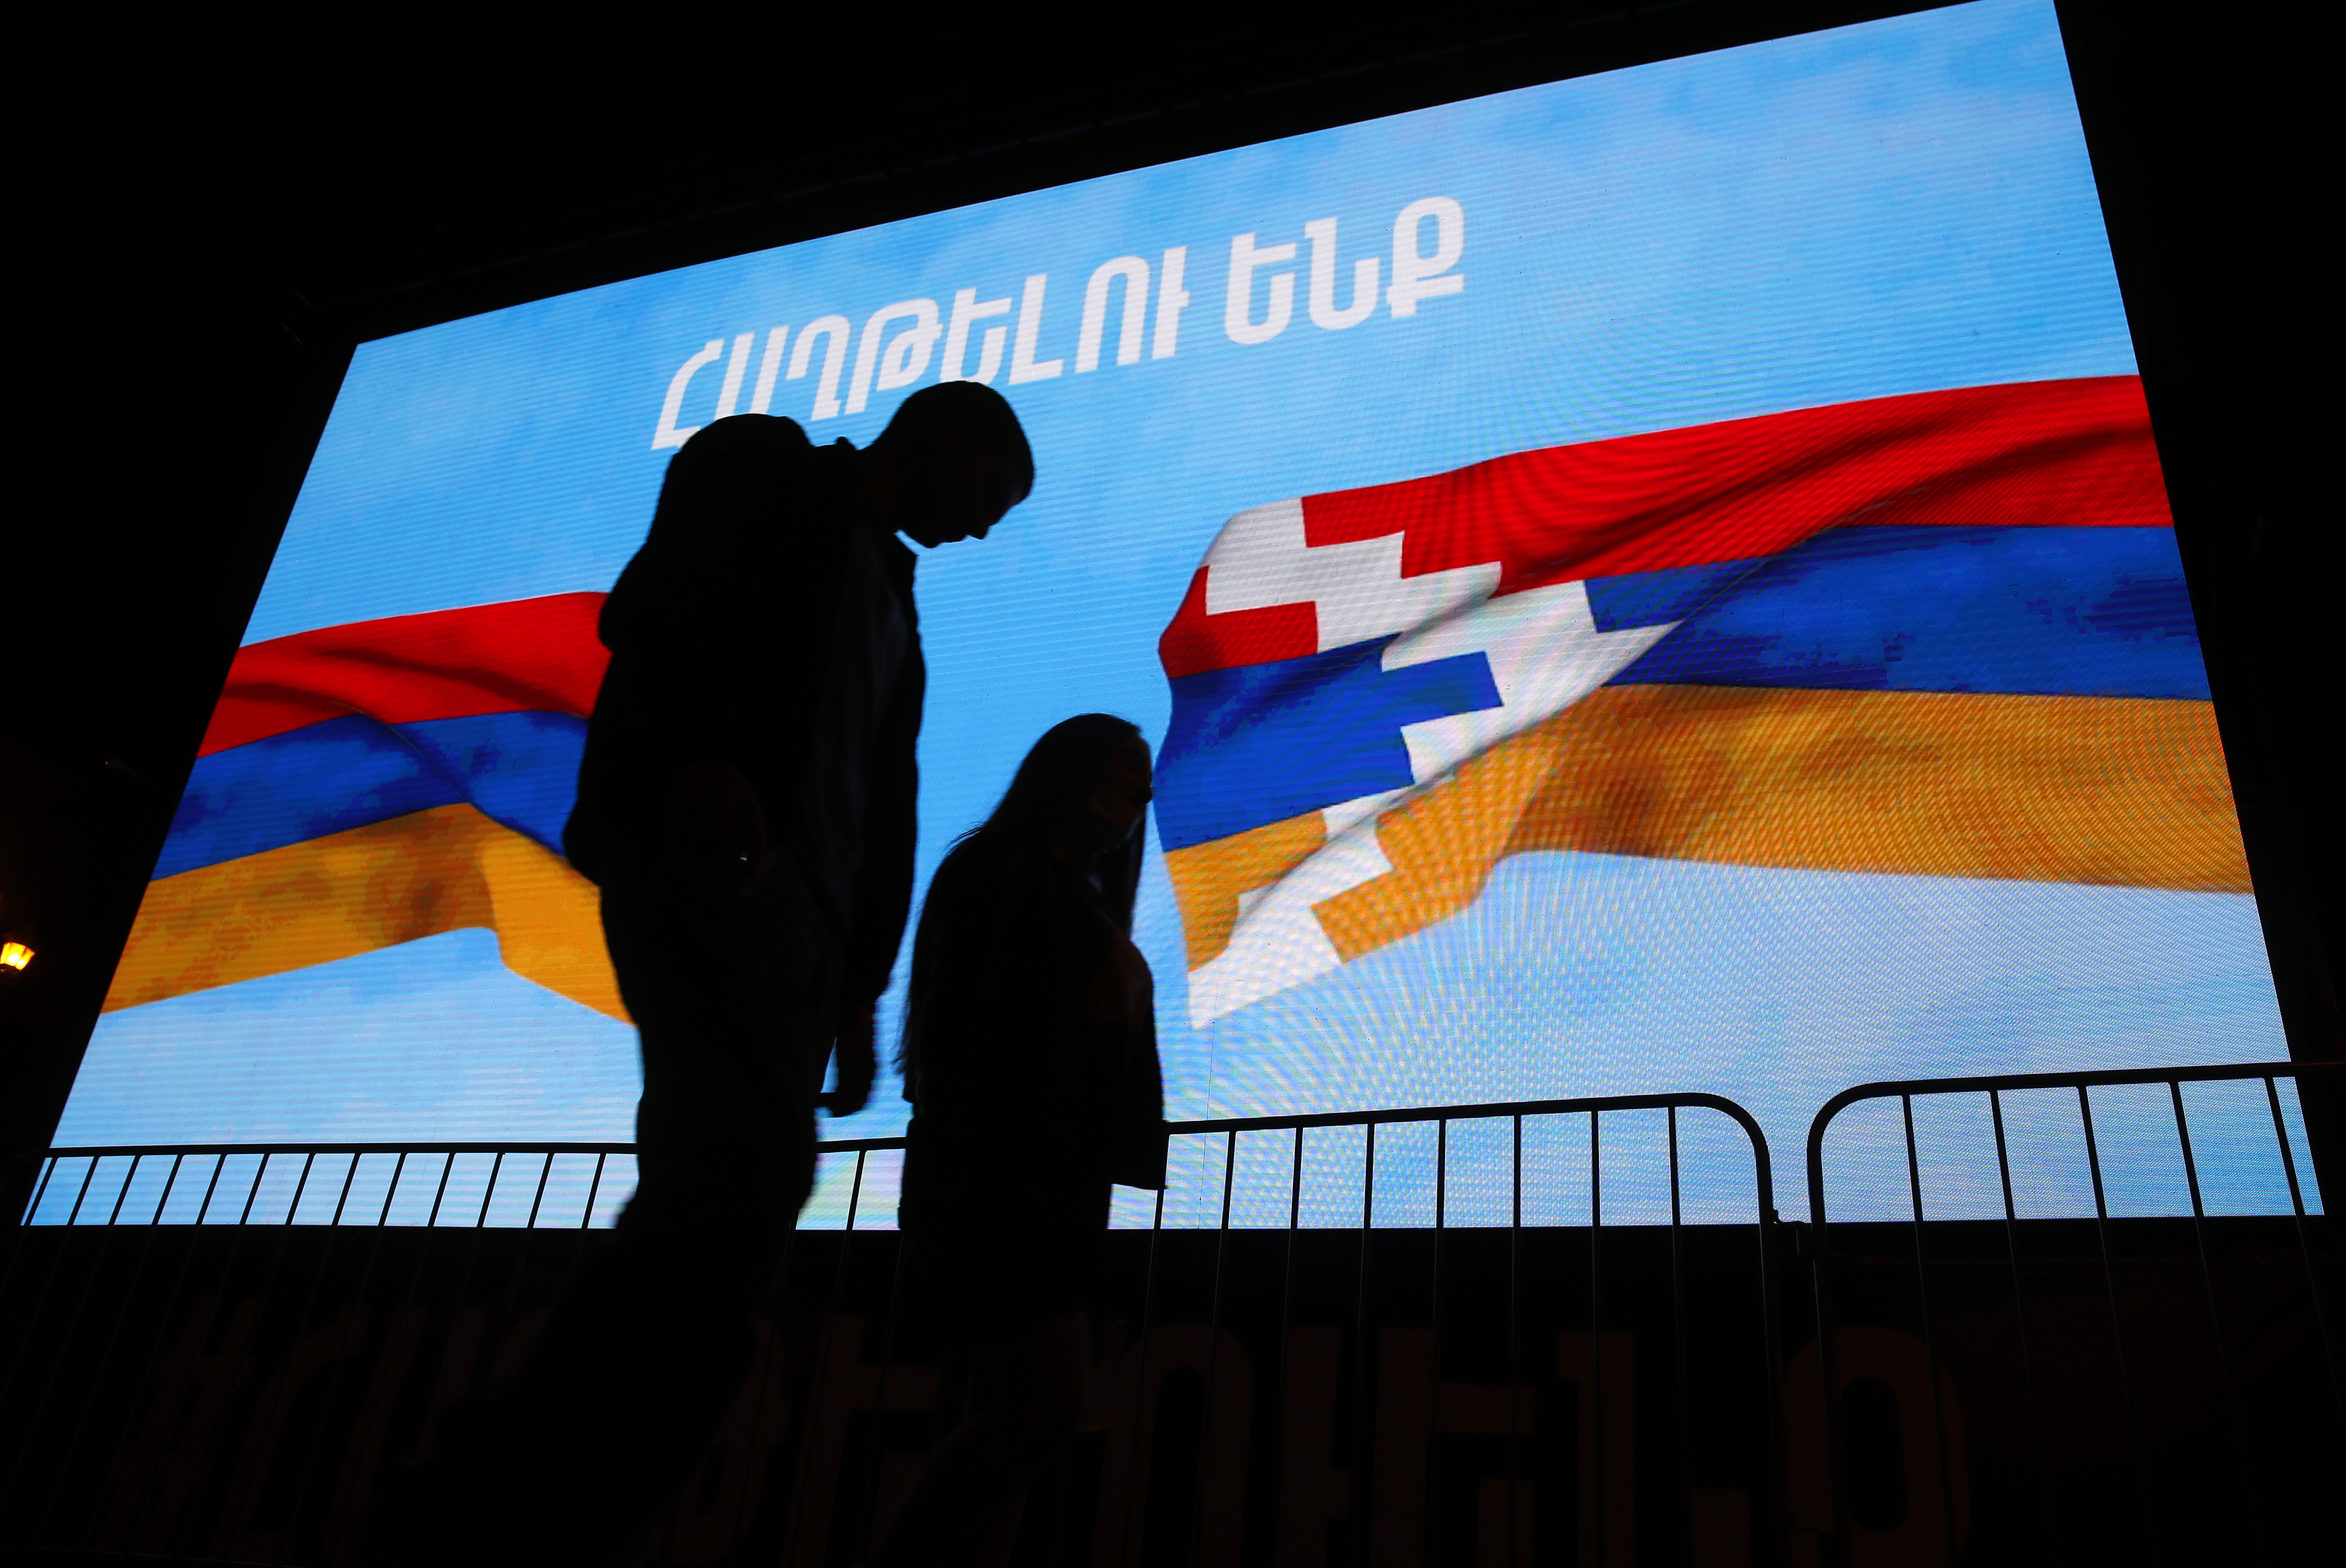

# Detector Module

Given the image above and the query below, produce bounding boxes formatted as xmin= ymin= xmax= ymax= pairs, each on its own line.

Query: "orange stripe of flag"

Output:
xmin=105 ymin=803 xmax=627 ymax=1020
xmin=1165 ymin=688 xmax=2248 ymax=972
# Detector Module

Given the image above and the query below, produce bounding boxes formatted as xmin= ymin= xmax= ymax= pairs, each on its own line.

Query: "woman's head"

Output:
xmin=900 ymin=716 xmax=1152 ymax=1077
xmin=981 ymin=714 xmax=1151 ymax=851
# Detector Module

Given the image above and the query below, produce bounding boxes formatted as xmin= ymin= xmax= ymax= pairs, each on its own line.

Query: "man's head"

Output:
xmin=868 ymin=381 xmax=1034 ymax=548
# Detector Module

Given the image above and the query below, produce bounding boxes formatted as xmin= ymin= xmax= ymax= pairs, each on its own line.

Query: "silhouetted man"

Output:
xmin=374 ymin=381 xmax=1032 ymax=1567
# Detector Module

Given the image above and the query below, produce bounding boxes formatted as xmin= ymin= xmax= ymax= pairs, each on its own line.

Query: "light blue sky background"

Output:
xmin=62 ymin=0 xmax=2297 ymax=1219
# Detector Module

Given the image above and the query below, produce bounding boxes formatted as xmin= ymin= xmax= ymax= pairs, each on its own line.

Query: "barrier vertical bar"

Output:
xmin=1752 ymin=1126 xmax=1783 ymax=1568
xmin=0 ymin=1154 xmax=99 ymax=1430
xmin=447 ymin=1149 xmax=508 ymax=1404
xmin=1507 ymin=1114 xmax=1523 ymax=1568
xmin=1196 ymin=1130 xmax=1239 ymax=1568
xmin=1274 ymin=1125 xmax=1304 ymax=1560
xmin=19 ymin=1156 xmax=142 ymax=1540
xmin=487 ymin=1152 xmax=557 ymax=1369
xmin=9 ymin=1154 xmax=60 ymax=1235
xmin=2263 ymin=1076 xmax=2342 ymax=1433
xmin=353 ymin=1147 xmax=460 ymax=1541
xmin=168 ymin=1152 xmax=277 ymax=1557
xmin=0 ymin=1155 xmax=68 ymax=1524
xmin=866 ymin=1173 xmax=914 ymax=1563
xmin=279 ymin=1151 xmax=412 ymax=1565
xmin=1986 ymin=1089 xmax=2045 ymax=1494
xmin=1807 ymin=1262 xmax=1845 ymax=1568
xmin=1349 ymin=1120 xmax=1377 ymax=1568
xmin=1118 ymin=1176 xmax=1169 ymax=1568
xmin=1589 ymin=1109 xmax=1606 ymax=1565
xmin=195 ymin=1149 xmax=339 ymax=1558
xmin=398 ymin=1148 xmax=458 ymax=1292
xmin=1897 ymin=1095 xmax=1958 ymax=1566
xmin=562 ymin=1153 xmax=610 ymax=1325
xmin=40 ymin=1161 xmax=138 ymax=1456
xmin=52 ymin=1150 xmax=173 ymax=1540
xmin=234 ymin=1154 xmax=316 ymax=1391
xmin=2076 ymin=1085 xmax=2147 ymax=1512
xmin=270 ymin=1155 xmax=365 ymax=1523
xmin=1425 ymin=1118 xmax=1447 ymax=1568
xmin=1668 ymin=1107 xmax=1693 ymax=1544
xmin=578 ymin=1155 xmax=607 ymax=1236
xmin=0 ymin=1155 xmax=63 ymax=1353
xmin=2166 ymin=1079 xmax=2245 ymax=1487
xmin=79 ymin=1150 xmax=193 ymax=1549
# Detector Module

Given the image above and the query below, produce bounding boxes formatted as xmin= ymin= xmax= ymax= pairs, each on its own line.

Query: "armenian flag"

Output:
xmin=1156 ymin=376 xmax=2247 ymax=1025
xmin=105 ymin=593 xmax=625 ymax=1020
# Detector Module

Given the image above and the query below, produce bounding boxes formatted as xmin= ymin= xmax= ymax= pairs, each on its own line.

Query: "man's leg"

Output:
xmin=521 ymin=877 xmax=827 ymax=1532
xmin=369 ymin=878 xmax=825 ymax=1565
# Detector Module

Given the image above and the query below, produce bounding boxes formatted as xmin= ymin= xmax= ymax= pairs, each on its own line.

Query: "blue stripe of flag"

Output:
xmin=1158 ymin=639 xmax=1500 ymax=851
xmin=155 ymin=710 xmax=586 ymax=880
xmin=1594 ymin=524 xmax=2207 ymax=698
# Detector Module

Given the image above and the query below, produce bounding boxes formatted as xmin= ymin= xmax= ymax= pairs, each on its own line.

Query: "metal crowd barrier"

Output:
xmin=1801 ymin=1060 xmax=2342 ymax=1565
xmin=1145 ymin=1092 xmax=1786 ymax=1568
xmin=9 ymin=1066 xmax=2341 ymax=1564
xmin=1 ymin=1090 xmax=1785 ymax=1566
xmin=0 ymin=1140 xmax=636 ymax=1567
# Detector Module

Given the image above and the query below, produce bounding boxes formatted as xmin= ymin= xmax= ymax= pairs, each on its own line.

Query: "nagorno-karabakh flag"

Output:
xmin=104 ymin=593 xmax=627 ymax=1020
xmin=1156 ymin=376 xmax=2248 ymax=1026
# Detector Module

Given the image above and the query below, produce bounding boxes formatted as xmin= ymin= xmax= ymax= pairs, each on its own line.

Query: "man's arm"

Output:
xmin=824 ymin=635 xmax=926 ymax=1115
xmin=826 ymin=1003 xmax=877 ymax=1117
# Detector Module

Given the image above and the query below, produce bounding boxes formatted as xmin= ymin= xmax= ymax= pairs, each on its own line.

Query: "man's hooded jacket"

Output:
xmin=565 ymin=414 xmax=924 ymax=1010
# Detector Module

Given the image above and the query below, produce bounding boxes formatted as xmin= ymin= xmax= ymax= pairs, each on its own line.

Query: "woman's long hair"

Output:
xmin=899 ymin=713 xmax=1147 ymax=1077
xmin=967 ymin=713 xmax=1145 ymax=929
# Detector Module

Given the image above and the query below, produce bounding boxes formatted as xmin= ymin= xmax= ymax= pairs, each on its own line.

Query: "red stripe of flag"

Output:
xmin=1162 ymin=376 xmax=2168 ymax=680
xmin=199 ymin=592 xmax=610 ymax=757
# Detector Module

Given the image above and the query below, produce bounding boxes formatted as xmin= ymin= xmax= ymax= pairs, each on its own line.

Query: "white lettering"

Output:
xmin=788 ymin=315 xmax=853 ymax=421
xmin=973 ymin=324 xmax=1007 ymax=384
xmin=1152 ymin=246 xmax=1190 ymax=359
xmin=942 ymin=289 xmax=1013 ymax=384
xmin=1077 ymin=256 xmax=1151 ymax=373
xmin=1225 ymin=233 xmax=1297 ymax=345
xmin=880 ymin=308 xmax=942 ymax=391
xmin=848 ymin=300 xmax=941 ymax=414
xmin=748 ymin=326 xmax=791 ymax=414
xmin=1386 ymin=197 xmax=1464 ymax=317
xmin=652 ymin=203 xmax=1468 ymax=442
xmin=1008 ymin=274 xmax=1063 ymax=384
xmin=651 ymin=339 xmax=725 ymax=449
xmin=712 ymin=332 xmax=756 ymax=420
xmin=1304 ymin=219 xmax=1378 ymax=331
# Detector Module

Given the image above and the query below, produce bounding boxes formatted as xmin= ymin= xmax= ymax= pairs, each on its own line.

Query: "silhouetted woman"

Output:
xmin=874 ymin=714 xmax=1166 ymax=1565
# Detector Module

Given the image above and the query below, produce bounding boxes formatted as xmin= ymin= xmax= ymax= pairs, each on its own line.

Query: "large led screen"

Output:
xmin=60 ymin=0 xmax=2299 ymax=1218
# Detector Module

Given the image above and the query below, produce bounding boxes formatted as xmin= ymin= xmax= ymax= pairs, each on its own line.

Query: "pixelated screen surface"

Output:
xmin=60 ymin=0 xmax=2295 ymax=1219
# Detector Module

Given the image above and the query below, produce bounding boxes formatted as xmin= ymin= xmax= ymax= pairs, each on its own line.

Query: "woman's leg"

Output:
xmin=872 ymin=1310 xmax=1090 ymax=1566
